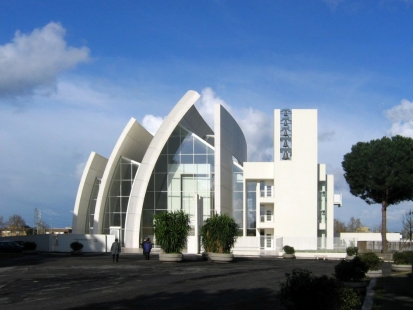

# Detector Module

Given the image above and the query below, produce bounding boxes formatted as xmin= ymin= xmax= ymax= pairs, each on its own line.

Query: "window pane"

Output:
xmin=194 ymin=154 xmax=207 ymax=164
xmin=155 ymin=191 xmax=167 ymax=210
xmin=155 ymin=155 xmax=168 ymax=173
xmin=194 ymin=139 xmax=207 ymax=154
xmin=180 ymin=136 xmax=193 ymax=154
xmin=143 ymin=192 xmax=154 ymax=210
xmin=155 ymin=173 xmax=167 ymax=191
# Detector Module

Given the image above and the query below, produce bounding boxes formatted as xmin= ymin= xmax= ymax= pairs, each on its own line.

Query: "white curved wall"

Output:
xmin=72 ymin=152 xmax=108 ymax=233
xmin=124 ymin=90 xmax=215 ymax=249
xmin=92 ymin=118 xmax=153 ymax=234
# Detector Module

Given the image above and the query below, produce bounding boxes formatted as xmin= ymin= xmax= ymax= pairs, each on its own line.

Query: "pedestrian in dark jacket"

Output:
xmin=111 ymin=238 xmax=121 ymax=262
xmin=143 ymin=238 xmax=153 ymax=260
xmin=141 ymin=238 xmax=147 ymax=258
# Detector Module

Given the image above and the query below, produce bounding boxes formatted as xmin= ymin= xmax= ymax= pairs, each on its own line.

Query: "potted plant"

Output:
xmin=153 ymin=210 xmax=191 ymax=262
xmin=282 ymin=245 xmax=296 ymax=259
xmin=345 ymin=246 xmax=358 ymax=261
xmin=391 ymin=251 xmax=413 ymax=272
xmin=360 ymin=252 xmax=383 ymax=278
xmin=334 ymin=256 xmax=369 ymax=290
xmin=200 ymin=213 xmax=239 ymax=262
xmin=70 ymin=241 xmax=84 ymax=255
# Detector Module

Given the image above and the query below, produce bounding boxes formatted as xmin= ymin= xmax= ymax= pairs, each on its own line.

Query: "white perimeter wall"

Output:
xmin=1 ymin=234 xmax=115 ymax=252
xmin=340 ymin=232 xmax=402 ymax=246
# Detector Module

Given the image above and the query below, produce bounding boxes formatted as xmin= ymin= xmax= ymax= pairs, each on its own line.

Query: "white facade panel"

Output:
xmin=273 ymin=109 xmax=318 ymax=239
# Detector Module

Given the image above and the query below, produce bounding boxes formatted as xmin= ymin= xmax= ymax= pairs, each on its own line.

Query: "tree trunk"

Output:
xmin=382 ymin=201 xmax=388 ymax=253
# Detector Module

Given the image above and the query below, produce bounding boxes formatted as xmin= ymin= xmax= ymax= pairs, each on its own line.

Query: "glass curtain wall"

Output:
xmin=141 ymin=124 xmax=215 ymax=242
xmin=102 ymin=157 xmax=140 ymax=245
xmin=246 ymin=181 xmax=257 ymax=236
xmin=85 ymin=177 xmax=101 ymax=233
xmin=233 ymin=162 xmax=243 ymax=235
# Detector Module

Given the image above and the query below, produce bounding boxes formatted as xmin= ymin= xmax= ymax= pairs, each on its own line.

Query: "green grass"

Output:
xmin=372 ymin=272 xmax=413 ymax=309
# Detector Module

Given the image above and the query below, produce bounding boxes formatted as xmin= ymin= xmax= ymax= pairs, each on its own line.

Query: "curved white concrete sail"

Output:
xmin=124 ymin=90 xmax=214 ymax=248
xmin=214 ymin=104 xmax=247 ymax=215
xmin=72 ymin=152 xmax=108 ymax=233
xmin=92 ymin=118 xmax=153 ymax=234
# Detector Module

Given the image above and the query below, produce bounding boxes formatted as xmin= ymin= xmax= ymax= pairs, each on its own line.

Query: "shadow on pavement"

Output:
xmin=67 ymin=287 xmax=281 ymax=310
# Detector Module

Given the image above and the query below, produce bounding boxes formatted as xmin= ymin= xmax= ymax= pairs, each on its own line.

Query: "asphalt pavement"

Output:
xmin=0 ymin=253 xmax=393 ymax=310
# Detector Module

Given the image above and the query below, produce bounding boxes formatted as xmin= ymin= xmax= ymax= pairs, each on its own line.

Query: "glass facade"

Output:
xmin=232 ymin=162 xmax=243 ymax=234
xmin=85 ymin=177 xmax=101 ymax=234
xmin=102 ymin=157 xmax=140 ymax=245
xmin=141 ymin=124 xmax=215 ymax=241
xmin=246 ymin=181 xmax=257 ymax=236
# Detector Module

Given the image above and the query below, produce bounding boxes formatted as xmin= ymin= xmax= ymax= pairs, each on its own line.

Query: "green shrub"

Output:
xmin=283 ymin=245 xmax=295 ymax=254
xmin=346 ymin=246 xmax=358 ymax=256
xmin=334 ymin=256 xmax=368 ymax=282
xmin=393 ymin=251 xmax=413 ymax=265
xmin=70 ymin=241 xmax=84 ymax=251
xmin=279 ymin=268 xmax=360 ymax=310
xmin=153 ymin=210 xmax=191 ymax=253
xmin=360 ymin=252 xmax=383 ymax=270
xmin=23 ymin=241 xmax=37 ymax=251
xmin=200 ymin=213 xmax=239 ymax=253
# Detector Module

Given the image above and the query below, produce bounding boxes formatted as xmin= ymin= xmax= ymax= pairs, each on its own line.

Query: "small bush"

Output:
xmin=70 ymin=241 xmax=84 ymax=251
xmin=393 ymin=251 xmax=413 ymax=265
xmin=283 ymin=245 xmax=295 ymax=254
xmin=23 ymin=241 xmax=37 ymax=251
xmin=346 ymin=246 xmax=358 ymax=256
xmin=334 ymin=256 xmax=368 ymax=282
xmin=279 ymin=268 xmax=360 ymax=310
xmin=360 ymin=252 xmax=383 ymax=270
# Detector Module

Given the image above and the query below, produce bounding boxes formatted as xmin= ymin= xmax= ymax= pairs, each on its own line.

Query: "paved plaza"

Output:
xmin=0 ymin=253 xmax=392 ymax=310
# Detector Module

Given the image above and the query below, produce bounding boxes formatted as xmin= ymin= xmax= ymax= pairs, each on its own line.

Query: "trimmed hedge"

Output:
xmin=334 ymin=256 xmax=368 ymax=282
xmin=393 ymin=251 xmax=413 ymax=265
xmin=280 ymin=268 xmax=360 ymax=310
xmin=283 ymin=245 xmax=295 ymax=254
xmin=360 ymin=252 xmax=383 ymax=271
xmin=346 ymin=246 xmax=358 ymax=256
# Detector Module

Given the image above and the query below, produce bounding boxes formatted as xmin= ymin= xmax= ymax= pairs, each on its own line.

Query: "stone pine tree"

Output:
xmin=342 ymin=135 xmax=413 ymax=253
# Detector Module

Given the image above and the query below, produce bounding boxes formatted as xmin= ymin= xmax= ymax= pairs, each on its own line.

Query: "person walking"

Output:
xmin=141 ymin=238 xmax=147 ymax=258
xmin=143 ymin=238 xmax=152 ymax=260
xmin=111 ymin=238 xmax=121 ymax=262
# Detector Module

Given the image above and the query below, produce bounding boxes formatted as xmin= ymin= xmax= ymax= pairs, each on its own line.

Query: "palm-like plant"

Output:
xmin=200 ymin=213 xmax=239 ymax=253
xmin=153 ymin=210 xmax=191 ymax=254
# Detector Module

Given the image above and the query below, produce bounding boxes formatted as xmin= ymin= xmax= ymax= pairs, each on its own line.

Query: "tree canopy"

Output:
xmin=342 ymin=135 xmax=413 ymax=252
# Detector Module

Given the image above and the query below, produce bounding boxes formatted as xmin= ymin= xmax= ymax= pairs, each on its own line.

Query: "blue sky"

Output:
xmin=1 ymin=0 xmax=413 ymax=232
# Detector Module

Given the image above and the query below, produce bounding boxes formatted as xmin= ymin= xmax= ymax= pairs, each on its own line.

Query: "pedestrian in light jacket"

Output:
xmin=111 ymin=238 xmax=121 ymax=262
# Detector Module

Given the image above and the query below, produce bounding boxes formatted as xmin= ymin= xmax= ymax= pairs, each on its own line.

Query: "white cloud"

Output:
xmin=319 ymin=129 xmax=335 ymax=142
xmin=196 ymin=87 xmax=230 ymax=128
xmin=197 ymin=87 xmax=273 ymax=161
xmin=385 ymin=99 xmax=413 ymax=137
xmin=142 ymin=114 xmax=164 ymax=135
xmin=0 ymin=22 xmax=90 ymax=98
xmin=237 ymin=108 xmax=273 ymax=161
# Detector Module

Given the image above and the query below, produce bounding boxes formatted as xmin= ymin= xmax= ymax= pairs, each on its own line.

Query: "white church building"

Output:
xmin=72 ymin=90 xmax=342 ymax=256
